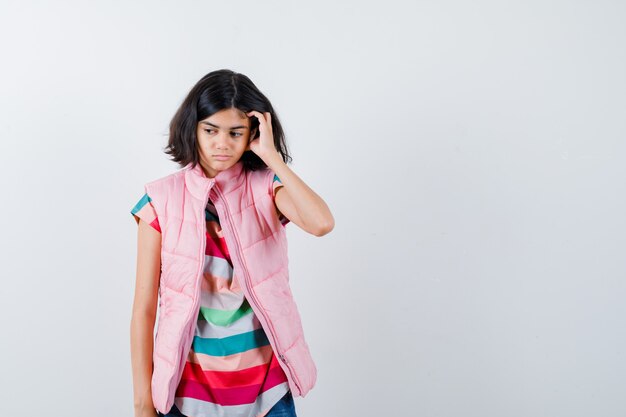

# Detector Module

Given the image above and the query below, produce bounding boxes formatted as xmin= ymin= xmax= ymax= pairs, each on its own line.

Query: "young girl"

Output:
xmin=130 ymin=69 xmax=334 ymax=417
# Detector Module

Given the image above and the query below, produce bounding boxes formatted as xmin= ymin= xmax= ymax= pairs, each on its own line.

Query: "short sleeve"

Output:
xmin=271 ymin=174 xmax=290 ymax=227
xmin=130 ymin=193 xmax=161 ymax=233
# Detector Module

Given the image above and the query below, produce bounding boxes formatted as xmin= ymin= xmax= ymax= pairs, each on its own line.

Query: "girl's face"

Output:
xmin=196 ymin=107 xmax=256 ymax=178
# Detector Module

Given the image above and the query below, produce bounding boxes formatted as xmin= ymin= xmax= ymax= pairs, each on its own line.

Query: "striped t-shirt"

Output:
xmin=131 ymin=174 xmax=291 ymax=417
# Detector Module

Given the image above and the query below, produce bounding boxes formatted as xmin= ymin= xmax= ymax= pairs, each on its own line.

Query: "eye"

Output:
xmin=203 ymin=128 xmax=215 ymax=134
xmin=231 ymin=132 xmax=243 ymax=138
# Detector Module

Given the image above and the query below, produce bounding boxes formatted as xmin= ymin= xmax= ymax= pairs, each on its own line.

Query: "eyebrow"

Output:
xmin=200 ymin=121 xmax=249 ymax=130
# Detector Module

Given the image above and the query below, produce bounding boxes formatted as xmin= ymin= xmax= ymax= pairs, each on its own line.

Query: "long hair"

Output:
xmin=164 ymin=69 xmax=292 ymax=171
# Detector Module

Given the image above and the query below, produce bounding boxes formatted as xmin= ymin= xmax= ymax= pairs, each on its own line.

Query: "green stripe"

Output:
xmin=198 ymin=302 xmax=253 ymax=326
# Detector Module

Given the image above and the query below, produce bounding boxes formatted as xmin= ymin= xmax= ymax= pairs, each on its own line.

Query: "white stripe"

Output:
xmin=203 ymin=255 xmax=233 ymax=279
xmin=199 ymin=284 xmax=245 ymax=311
xmin=175 ymin=382 xmax=290 ymax=417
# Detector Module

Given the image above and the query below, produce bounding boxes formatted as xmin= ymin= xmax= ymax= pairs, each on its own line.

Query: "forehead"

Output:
xmin=199 ymin=108 xmax=249 ymax=128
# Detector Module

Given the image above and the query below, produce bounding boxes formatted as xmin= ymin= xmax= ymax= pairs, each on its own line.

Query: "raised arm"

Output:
xmin=130 ymin=219 xmax=161 ymax=417
xmin=266 ymin=151 xmax=335 ymax=237
xmin=245 ymin=110 xmax=335 ymax=237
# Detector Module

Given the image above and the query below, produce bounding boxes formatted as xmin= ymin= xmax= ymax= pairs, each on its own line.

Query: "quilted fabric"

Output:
xmin=142 ymin=160 xmax=317 ymax=415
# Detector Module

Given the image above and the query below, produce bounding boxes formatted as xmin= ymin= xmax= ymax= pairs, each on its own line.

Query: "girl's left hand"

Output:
xmin=246 ymin=111 xmax=278 ymax=161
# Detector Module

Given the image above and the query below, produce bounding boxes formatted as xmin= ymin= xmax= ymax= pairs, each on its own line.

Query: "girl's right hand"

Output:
xmin=134 ymin=405 xmax=159 ymax=417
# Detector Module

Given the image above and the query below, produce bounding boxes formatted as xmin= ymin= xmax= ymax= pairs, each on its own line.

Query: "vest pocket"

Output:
xmin=160 ymin=250 xmax=200 ymax=295
xmin=155 ymin=284 xmax=194 ymax=355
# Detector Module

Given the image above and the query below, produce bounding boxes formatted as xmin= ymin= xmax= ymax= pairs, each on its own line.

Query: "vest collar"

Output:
xmin=184 ymin=160 xmax=245 ymax=200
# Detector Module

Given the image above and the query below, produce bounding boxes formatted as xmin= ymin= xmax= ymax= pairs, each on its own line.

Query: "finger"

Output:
xmin=247 ymin=110 xmax=264 ymax=119
xmin=246 ymin=111 xmax=261 ymax=121
xmin=247 ymin=110 xmax=266 ymax=126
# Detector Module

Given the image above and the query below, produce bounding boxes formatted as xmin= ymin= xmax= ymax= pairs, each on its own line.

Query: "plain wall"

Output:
xmin=0 ymin=0 xmax=624 ymax=416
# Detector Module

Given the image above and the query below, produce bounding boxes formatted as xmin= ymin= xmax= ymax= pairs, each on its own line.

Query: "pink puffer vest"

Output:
xmin=143 ymin=160 xmax=317 ymax=414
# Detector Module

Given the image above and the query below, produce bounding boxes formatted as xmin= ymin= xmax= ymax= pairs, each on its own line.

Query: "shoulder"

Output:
xmin=144 ymin=167 xmax=187 ymax=194
xmin=145 ymin=168 xmax=186 ymax=187
xmin=242 ymin=167 xmax=274 ymax=194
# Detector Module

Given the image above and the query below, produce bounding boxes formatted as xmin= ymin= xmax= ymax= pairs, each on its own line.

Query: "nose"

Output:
xmin=215 ymin=132 xmax=229 ymax=150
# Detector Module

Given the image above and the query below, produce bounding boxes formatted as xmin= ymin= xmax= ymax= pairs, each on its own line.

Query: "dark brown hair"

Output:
xmin=164 ymin=69 xmax=292 ymax=170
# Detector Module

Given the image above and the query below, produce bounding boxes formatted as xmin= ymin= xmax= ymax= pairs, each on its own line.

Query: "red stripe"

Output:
xmin=150 ymin=218 xmax=161 ymax=233
xmin=205 ymin=232 xmax=231 ymax=261
xmin=180 ymin=352 xmax=282 ymax=387
xmin=175 ymin=355 xmax=288 ymax=405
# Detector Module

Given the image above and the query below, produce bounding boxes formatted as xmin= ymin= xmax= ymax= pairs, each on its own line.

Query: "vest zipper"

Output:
xmin=212 ymin=184 xmax=303 ymax=395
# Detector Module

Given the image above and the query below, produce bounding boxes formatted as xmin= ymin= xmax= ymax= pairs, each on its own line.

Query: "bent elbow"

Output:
xmin=313 ymin=218 xmax=335 ymax=237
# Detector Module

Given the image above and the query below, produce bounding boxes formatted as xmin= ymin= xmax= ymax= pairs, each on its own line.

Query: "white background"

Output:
xmin=0 ymin=1 xmax=625 ymax=416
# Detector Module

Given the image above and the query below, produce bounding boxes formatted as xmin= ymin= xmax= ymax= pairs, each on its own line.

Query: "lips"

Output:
xmin=213 ymin=155 xmax=231 ymax=160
